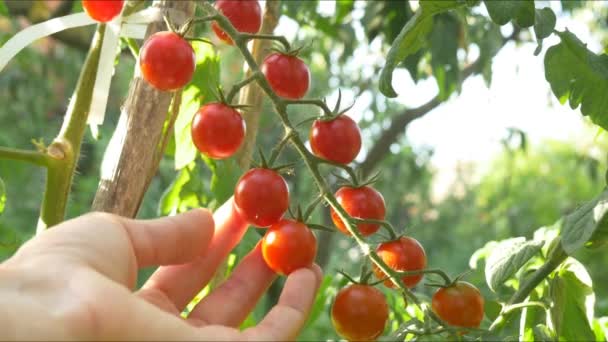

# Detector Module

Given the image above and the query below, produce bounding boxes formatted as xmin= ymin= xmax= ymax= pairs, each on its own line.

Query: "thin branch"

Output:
xmin=359 ymin=32 xmax=518 ymax=177
xmin=284 ymin=98 xmax=333 ymax=116
xmin=240 ymin=33 xmax=291 ymax=51
xmin=226 ymin=72 xmax=262 ymax=104
xmin=0 ymin=147 xmax=49 ymax=167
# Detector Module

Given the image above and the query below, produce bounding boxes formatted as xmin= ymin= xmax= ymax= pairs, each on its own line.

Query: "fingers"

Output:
xmin=188 ymin=244 xmax=276 ymax=327
xmin=116 ymin=208 xmax=215 ymax=268
xmin=17 ymin=209 xmax=214 ymax=288
xmin=142 ymin=198 xmax=249 ymax=311
xmin=244 ymin=265 xmax=323 ymax=341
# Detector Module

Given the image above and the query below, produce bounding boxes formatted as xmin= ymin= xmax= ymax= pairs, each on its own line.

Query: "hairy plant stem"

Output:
xmin=202 ymin=0 xmax=445 ymax=325
xmin=38 ymin=24 xmax=106 ymax=231
xmin=0 ymin=147 xmax=50 ymax=167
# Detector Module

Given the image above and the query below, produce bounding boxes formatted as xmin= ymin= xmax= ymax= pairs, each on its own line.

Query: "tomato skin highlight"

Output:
xmin=373 ymin=236 xmax=427 ymax=289
xmin=262 ymin=53 xmax=310 ymax=100
xmin=310 ymin=115 xmax=362 ymax=164
xmin=331 ymin=284 xmax=389 ymax=341
xmin=261 ymin=219 xmax=317 ymax=275
xmin=431 ymin=281 xmax=485 ymax=329
xmin=191 ymin=103 xmax=246 ymax=159
xmin=330 ymin=186 xmax=386 ymax=236
xmin=212 ymin=0 xmax=262 ymax=44
xmin=234 ymin=168 xmax=289 ymax=227
xmin=139 ymin=32 xmax=195 ymax=92
xmin=82 ymin=0 xmax=124 ymax=22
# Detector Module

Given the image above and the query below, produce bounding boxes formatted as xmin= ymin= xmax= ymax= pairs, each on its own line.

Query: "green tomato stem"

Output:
xmin=202 ymin=0 xmax=422 ymax=318
xmin=38 ymin=24 xmax=106 ymax=231
xmin=0 ymin=147 xmax=50 ymax=167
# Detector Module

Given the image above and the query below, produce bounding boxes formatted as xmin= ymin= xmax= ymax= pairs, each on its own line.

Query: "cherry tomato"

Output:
xmin=261 ymin=219 xmax=317 ymax=275
xmin=82 ymin=0 xmax=124 ymax=22
xmin=373 ymin=236 xmax=427 ymax=289
xmin=234 ymin=168 xmax=289 ymax=227
xmin=330 ymin=186 xmax=386 ymax=236
xmin=432 ymin=281 xmax=485 ymax=329
xmin=212 ymin=0 xmax=262 ymax=44
xmin=310 ymin=115 xmax=361 ymax=164
xmin=191 ymin=103 xmax=245 ymax=159
xmin=331 ymin=284 xmax=388 ymax=341
xmin=139 ymin=32 xmax=195 ymax=91
xmin=262 ymin=53 xmax=310 ymax=100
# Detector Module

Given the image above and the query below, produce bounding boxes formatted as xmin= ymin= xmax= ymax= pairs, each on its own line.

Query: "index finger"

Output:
xmin=141 ymin=197 xmax=250 ymax=310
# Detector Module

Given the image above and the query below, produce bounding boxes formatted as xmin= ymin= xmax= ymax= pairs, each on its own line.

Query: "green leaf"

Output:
xmin=379 ymin=0 xmax=462 ymax=98
xmin=483 ymin=0 xmax=535 ymax=27
xmin=0 ymin=1 xmax=7 ymax=17
xmin=484 ymin=300 xmax=503 ymax=321
xmin=549 ymin=258 xmax=595 ymax=341
xmin=174 ymin=42 xmax=220 ymax=170
xmin=429 ymin=13 xmax=460 ymax=100
xmin=544 ymin=31 xmax=608 ymax=131
xmin=519 ymin=294 xmax=545 ymax=341
xmin=202 ymin=157 xmax=240 ymax=208
xmin=560 ymin=189 xmax=608 ymax=254
xmin=469 ymin=240 xmax=498 ymax=269
xmin=534 ymin=8 xmax=556 ymax=40
xmin=0 ymin=177 xmax=5 ymax=214
xmin=532 ymin=324 xmax=556 ymax=341
xmin=158 ymin=164 xmax=206 ymax=216
xmin=593 ymin=317 xmax=608 ymax=341
xmin=533 ymin=8 xmax=556 ymax=56
xmin=485 ymin=237 xmax=543 ymax=292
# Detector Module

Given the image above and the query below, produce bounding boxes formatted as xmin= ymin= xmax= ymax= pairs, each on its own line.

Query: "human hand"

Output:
xmin=0 ymin=198 xmax=322 ymax=341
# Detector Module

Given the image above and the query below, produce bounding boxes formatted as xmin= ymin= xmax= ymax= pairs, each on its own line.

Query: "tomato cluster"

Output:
xmin=132 ymin=1 xmax=486 ymax=339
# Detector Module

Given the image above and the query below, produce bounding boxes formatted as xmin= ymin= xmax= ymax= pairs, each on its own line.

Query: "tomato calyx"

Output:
xmin=337 ymin=264 xmax=377 ymax=287
xmin=211 ymin=86 xmax=252 ymax=111
xmin=331 ymin=167 xmax=381 ymax=189
xmin=317 ymin=89 xmax=356 ymax=122
xmin=267 ymin=39 xmax=313 ymax=57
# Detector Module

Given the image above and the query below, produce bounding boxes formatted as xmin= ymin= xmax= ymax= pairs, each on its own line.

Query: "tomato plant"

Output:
xmin=432 ymin=281 xmax=485 ymax=329
xmin=330 ymin=186 xmax=386 ymax=236
xmin=234 ymin=168 xmax=289 ymax=227
xmin=262 ymin=53 xmax=310 ymax=100
xmin=212 ymin=0 xmax=262 ymax=44
xmin=191 ymin=103 xmax=246 ymax=160
xmin=82 ymin=0 xmax=124 ymax=22
xmin=331 ymin=284 xmax=389 ymax=341
xmin=373 ymin=236 xmax=427 ymax=289
xmin=261 ymin=219 xmax=317 ymax=275
xmin=139 ymin=32 xmax=195 ymax=91
xmin=310 ymin=114 xmax=361 ymax=164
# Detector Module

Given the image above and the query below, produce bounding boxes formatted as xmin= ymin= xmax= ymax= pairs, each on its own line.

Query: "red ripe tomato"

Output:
xmin=432 ymin=281 xmax=485 ymax=329
xmin=234 ymin=168 xmax=289 ymax=227
xmin=373 ymin=236 xmax=427 ymax=289
xmin=261 ymin=219 xmax=317 ymax=275
xmin=331 ymin=284 xmax=388 ymax=341
xmin=82 ymin=0 xmax=124 ymax=22
xmin=191 ymin=103 xmax=245 ymax=159
xmin=212 ymin=0 xmax=262 ymax=44
xmin=262 ymin=53 xmax=310 ymax=100
xmin=330 ymin=186 xmax=386 ymax=236
xmin=310 ymin=115 xmax=362 ymax=164
xmin=139 ymin=32 xmax=195 ymax=91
